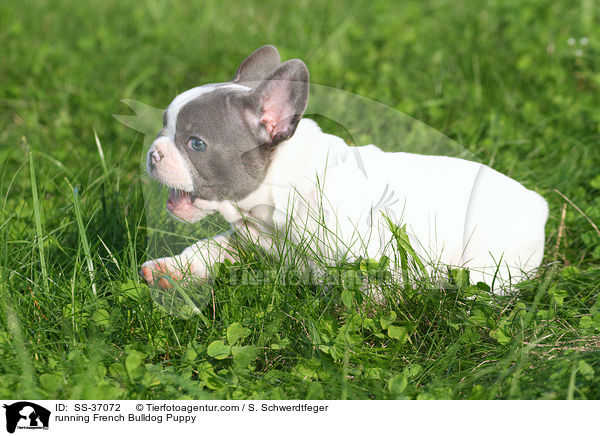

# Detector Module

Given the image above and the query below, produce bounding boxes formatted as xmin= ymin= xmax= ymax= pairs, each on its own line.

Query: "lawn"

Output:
xmin=1 ymin=0 xmax=599 ymax=399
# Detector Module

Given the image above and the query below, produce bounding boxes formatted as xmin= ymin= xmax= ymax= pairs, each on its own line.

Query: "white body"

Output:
xmin=144 ymin=118 xmax=548 ymax=291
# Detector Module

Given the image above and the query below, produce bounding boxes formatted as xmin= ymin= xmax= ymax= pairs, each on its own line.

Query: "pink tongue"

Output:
xmin=167 ymin=189 xmax=192 ymax=210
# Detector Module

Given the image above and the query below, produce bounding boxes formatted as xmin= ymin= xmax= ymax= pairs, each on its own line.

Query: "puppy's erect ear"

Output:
xmin=232 ymin=45 xmax=281 ymax=83
xmin=248 ymin=59 xmax=309 ymax=146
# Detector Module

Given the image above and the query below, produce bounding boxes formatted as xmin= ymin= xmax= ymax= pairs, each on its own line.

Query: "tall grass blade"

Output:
xmin=94 ymin=128 xmax=109 ymax=179
xmin=383 ymin=213 xmax=429 ymax=290
xmin=72 ymin=185 xmax=97 ymax=296
xmin=29 ymin=152 xmax=49 ymax=294
xmin=0 ymin=265 xmax=37 ymax=397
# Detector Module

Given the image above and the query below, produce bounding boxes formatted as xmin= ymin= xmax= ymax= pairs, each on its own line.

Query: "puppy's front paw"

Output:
xmin=140 ymin=258 xmax=186 ymax=290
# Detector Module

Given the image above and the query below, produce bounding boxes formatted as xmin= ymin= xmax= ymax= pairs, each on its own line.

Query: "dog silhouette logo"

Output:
xmin=2 ymin=402 xmax=50 ymax=433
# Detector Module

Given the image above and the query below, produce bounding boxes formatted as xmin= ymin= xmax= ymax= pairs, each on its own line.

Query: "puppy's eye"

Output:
xmin=187 ymin=136 xmax=207 ymax=152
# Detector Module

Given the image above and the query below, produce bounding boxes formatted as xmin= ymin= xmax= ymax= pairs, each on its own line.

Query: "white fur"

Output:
xmin=143 ymin=118 xmax=548 ymax=292
xmin=147 ymin=137 xmax=195 ymax=192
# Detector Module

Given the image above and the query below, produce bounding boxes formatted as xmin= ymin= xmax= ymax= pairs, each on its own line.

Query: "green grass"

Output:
xmin=1 ymin=0 xmax=600 ymax=399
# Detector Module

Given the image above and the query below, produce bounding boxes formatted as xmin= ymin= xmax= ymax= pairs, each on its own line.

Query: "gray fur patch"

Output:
xmin=232 ymin=45 xmax=281 ymax=83
xmin=175 ymin=87 xmax=273 ymax=201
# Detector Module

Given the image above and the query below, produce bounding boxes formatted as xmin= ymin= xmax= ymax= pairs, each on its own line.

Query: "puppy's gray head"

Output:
xmin=146 ymin=45 xmax=309 ymax=222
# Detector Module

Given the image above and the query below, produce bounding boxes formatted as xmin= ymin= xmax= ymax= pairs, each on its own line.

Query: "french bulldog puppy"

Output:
xmin=140 ymin=45 xmax=548 ymax=292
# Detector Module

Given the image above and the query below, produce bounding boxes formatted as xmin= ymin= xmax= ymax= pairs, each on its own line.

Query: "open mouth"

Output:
xmin=166 ymin=188 xmax=200 ymax=212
